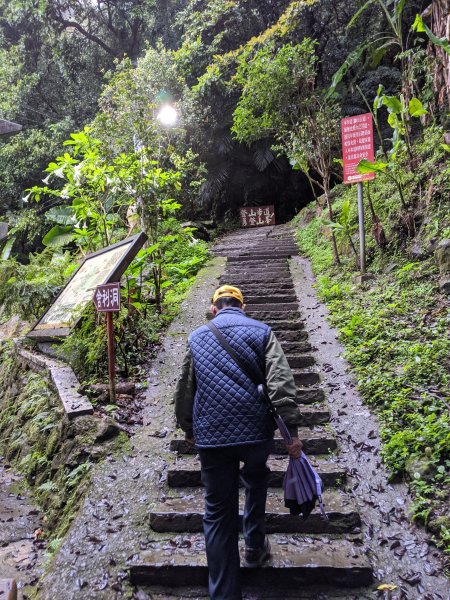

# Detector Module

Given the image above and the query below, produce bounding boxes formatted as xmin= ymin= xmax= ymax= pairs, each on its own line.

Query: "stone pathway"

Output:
xmin=129 ymin=226 xmax=372 ymax=593
xmin=39 ymin=225 xmax=449 ymax=599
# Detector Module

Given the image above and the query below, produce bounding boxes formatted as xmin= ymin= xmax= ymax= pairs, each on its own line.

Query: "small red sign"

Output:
xmin=240 ymin=205 xmax=275 ymax=228
xmin=341 ymin=114 xmax=375 ymax=184
xmin=94 ymin=282 xmax=121 ymax=312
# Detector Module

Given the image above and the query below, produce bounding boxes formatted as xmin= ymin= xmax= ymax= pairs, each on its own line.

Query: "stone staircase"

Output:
xmin=130 ymin=226 xmax=373 ymax=592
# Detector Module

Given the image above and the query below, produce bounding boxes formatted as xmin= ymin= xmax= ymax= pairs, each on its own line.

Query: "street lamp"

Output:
xmin=156 ymin=104 xmax=178 ymax=127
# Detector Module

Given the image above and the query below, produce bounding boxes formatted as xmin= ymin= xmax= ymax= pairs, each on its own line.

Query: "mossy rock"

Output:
xmin=428 ymin=515 xmax=450 ymax=535
xmin=405 ymin=455 xmax=435 ymax=481
xmin=435 ymin=239 xmax=450 ymax=275
xmin=69 ymin=414 xmax=119 ymax=445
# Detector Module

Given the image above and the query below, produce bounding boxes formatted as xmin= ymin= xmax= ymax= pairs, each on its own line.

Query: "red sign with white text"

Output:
xmin=240 ymin=205 xmax=275 ymax=228
xmin=94 ymin=282 xmax=121 ymax=312
xmin=341 ymin=114 xmax=375 ymax=184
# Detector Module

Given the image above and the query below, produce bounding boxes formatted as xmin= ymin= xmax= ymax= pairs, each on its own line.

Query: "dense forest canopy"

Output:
xmin=0 ymin=0 xmax=449 ymax=246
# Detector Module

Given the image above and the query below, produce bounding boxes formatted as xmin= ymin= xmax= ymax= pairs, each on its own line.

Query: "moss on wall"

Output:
xmin=0 ymin=343 xmax=127 ymax=539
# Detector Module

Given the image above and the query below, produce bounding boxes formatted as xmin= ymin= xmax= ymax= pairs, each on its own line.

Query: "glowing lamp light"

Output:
xmin=157 ymin=105 xmax=178 ymax=126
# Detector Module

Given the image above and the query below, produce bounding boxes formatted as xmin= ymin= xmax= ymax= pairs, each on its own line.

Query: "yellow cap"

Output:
xmin=212 ymin=285 xmax=244 ymax=305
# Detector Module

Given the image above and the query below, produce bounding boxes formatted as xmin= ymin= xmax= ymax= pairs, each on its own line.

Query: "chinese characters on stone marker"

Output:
xmin=240 ymin=205 xmax=275 ymax=227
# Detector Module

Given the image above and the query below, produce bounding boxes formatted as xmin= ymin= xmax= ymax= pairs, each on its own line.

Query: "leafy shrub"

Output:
xmin=296 ymin=185 xmax=450 ymax=554
xmin=0 ymin=249 xmax=76 ymax=321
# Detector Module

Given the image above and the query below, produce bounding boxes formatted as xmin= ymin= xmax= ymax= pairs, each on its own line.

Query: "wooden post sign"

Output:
xmin=341 ymin=114 xmax=375 ymax=275
xmin=240 ymin=205 xmax=275 ymax=227
xmin=94 ymin=282 xmax=120 ymax=403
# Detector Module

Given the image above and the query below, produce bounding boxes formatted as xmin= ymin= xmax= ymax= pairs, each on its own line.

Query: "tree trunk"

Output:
xmin=366 ymin=183 xmax=387 ymax=249
xmin=323 ymin=178 xmax=340 ymax=266
xmin=430 ymin=0 xmax=450 ymax=109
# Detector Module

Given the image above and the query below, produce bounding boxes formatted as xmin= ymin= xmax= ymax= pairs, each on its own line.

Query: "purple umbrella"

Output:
xmin=275 ymin=413 xmax=328 ymax=521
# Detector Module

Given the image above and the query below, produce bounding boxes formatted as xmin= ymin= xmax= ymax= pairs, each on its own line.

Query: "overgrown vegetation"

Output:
xmin=294 ymin=124 xmax=450 ymax=556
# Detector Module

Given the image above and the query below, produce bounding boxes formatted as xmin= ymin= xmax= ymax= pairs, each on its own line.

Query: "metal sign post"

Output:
xmin=94 ymin=282 xmax=121 ymax=403
xmin=357 ymin=182 xmax=366 ymax=274
xmin=341 ymin=113 xmax=375 ymax=276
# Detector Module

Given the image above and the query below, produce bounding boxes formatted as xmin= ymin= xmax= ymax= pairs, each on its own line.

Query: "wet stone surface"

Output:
xmin=37 ymin=228 xmax=450 ymax=599
xmin=0 ymin=460 xmax=45 ymax=594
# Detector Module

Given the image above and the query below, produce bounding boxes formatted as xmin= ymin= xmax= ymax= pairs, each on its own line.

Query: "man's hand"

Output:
xmin=285 ymin=437 xmax=302 ymax=459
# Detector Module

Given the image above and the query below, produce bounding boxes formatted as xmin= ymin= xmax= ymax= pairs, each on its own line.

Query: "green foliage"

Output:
xmin=296 ymin=174 xmax=450 ymax=552
xmin=328 ymin=0 xmax=411 ymax=99
xmin=232 ymin=40 xmax=317 ymax=144
xmin=412 ymin=14 xmax=450 ymax=57
xmin=57 ymin=226 xmax=209 ymax=381
xmin=0 ymin=249 xmax=75 ymax=321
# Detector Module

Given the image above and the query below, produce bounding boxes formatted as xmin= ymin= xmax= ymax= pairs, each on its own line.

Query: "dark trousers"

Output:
xmin=198 ymin=440 xmax=272 ymax=600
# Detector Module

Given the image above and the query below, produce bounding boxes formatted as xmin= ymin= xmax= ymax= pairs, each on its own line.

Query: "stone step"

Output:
xmin=273 ymin=329 xmax=308 ymax=342
xmin=246 ymin=310 xmax=299 ymax=321
xmin=225 ymin=258 xmax=290 ymax=265
xmin=129 ymin=536 xmax=372 ymax=588
xmin=224 ymin=258 xmax=290 ymax=265
xmin=298 ymin=404 xmax=330 ymax=426
xmin=243 ymin=295 xmax=298 ymax=305
xmin=228 ymin=253 xmax=294 ymax=262
xmin=167 ymin=456 xmax=345 ymax=488
xmin=224 ymin=270 xmax=292 ymax=278
xmin=286 ymin=354 xmax=315 ymax=369
xmin=246 ymin=302 xmax=298 ymax=313
xmin=296 ymin=385 xmax=326 ymax=404
xmin=219 ymin=273 xmax=292 ymax=287
xmin=292 ymin=369 xmax=320 ymax=386
xmin=267 ymin=320 xmax=305 ymax=330
xmin=239 ymin=248 xmax=296 ymax=254
xmin=149 ymin=489 xmax=359 ymax=535
xmin=170 ymin=428 xmax=336 ymax=456
xmin=280 ymin=341 xmax=312 ymax=353
xmin=218 ymin=248 xmax=297 ymax=257
xmin=238 ymin=284 xmax=296 ymax=294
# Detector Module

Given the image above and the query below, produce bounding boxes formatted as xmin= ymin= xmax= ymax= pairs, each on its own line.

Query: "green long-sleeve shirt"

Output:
xmin=174 ymin=329 xmax=301 ymax=440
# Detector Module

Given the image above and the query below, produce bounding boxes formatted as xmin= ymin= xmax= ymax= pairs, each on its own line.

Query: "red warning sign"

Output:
xmin=341 ymin=114 xmax=375 ymax=184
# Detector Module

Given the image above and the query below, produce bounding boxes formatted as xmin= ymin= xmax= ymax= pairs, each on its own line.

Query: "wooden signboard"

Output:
xmin=94 ymin=282 xmax=121 ymax=312
xmin=28 ymin=232 xmax=146 ymax=341
xmin=240 ymin=205 xmax=275 ymax=227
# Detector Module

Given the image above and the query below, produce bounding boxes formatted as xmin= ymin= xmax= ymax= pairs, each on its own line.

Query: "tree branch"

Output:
xmin=53 ymin=14 xmax=120 ymax=57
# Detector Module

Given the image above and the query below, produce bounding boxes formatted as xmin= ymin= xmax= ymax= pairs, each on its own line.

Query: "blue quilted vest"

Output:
xmin=189 ymin=307 xmax=274 ymax=448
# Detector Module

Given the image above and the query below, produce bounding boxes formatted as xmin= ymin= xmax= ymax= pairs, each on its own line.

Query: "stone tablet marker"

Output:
xmin=240 ymin=205 xmax=275 ymax=227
